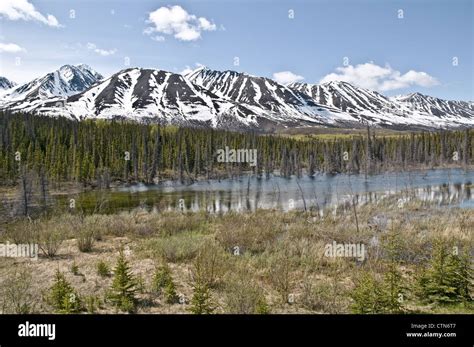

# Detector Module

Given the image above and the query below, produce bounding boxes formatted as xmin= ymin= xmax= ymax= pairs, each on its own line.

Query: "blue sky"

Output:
xmin=0 ymin=0 xmax=472 ymax=100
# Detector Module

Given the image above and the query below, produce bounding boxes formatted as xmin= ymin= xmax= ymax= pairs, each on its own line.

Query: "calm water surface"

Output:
xmin=68 ymin=168 xmax=474 ymax=213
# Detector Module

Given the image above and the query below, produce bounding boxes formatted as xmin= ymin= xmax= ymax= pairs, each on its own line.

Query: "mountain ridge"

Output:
xmin=1 ymin=64 xmax=473 ymax=130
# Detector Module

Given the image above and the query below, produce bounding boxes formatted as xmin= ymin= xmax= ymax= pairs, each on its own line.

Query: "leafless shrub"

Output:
xmin=35 ymin=218 xmax=68 ymax=257
xmin=4 ymin=219 xmax=36 ymax=244
xmin=301 ymin=276 xmax=348 ymax=313
xmin=223 ymin=268 xmax=268 ymax=314
xmin=191 ymin=241 xmax=228 ymax=288
xmin=267 ymin=249 xmax=294 ymax=303
xmin=139 ymin=233 xmax=205 ymax=263
xmin=0 ymin=267 xmax=37 ymax=314
xmin=215 ymin=211 xmax=284 ymax=254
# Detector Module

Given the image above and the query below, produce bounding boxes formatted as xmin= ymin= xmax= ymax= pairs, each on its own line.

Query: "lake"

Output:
xmin=66 ymin=168 xmax=474 ymax=214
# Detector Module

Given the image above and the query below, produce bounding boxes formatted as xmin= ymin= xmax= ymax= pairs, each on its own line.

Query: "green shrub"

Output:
xmin=223 ymin=271 xmax=268 ymax=314
xmin=96 ymin=261 xmax=110 ymax=277
xmin=380 ymin=232 xmax=405 ymax=313
xmin=350 ymin=232 xmax=405 ymax=314
xmin=135 ymin=275 xmax=146 ymax=294
xmin=255 ymin=297 xmax=270 ymax=314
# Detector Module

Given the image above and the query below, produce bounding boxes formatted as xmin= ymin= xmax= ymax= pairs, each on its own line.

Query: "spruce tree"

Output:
xmin=152 ymin=263 xmax=172 ymax=295
xmin=351 ymin=271 xmax=385 ymax=313
xmin=256 ymin=297 xmax=270 ymax=314
xmin=49 ymin=270 xmax=82 ymax=313
xmin=109 ymin=249 xmax=137 ymax=312
xmin=381 ymin=232 xmax=404 ymax=313
xmin=416 ymin=239 xmax=472 ymax=304
xmin=189 ymin=282 xmax=215 ymax=314
xmin=164 ymin=280 xmax=180 ymax=304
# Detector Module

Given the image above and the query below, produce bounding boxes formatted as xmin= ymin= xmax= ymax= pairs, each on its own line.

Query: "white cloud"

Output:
xmin=180 ymin=66 xmax=193 ymax=75
xmin=0 ymin=0 xmax=62 ymax=27
xmin=0 ymin=42 xmax=26 ymax=53
xmin=151 ymin=35 xmax=165 ymax=42
xmin=198 ymin=17 xmax=216 ymax=31
xmin=145 ymin=5 xmax=217 ymax=42
xmin=86 ymin=42 xmax=117 ymax=56
xmin=320 ymin=62 xmax=439 ymax=91
xmin=273 ymin=71 xmax=304 ymax=85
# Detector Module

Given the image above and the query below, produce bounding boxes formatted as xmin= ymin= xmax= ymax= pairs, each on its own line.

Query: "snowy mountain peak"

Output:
xmin=0 ymin=76 xmax=17 ymax=90
xmin=395 ymin=92 xmax=426 ymax=101
xmin=288 ymin=80 xmax=394 ymax=116
xmin=0 ymin=64 xmax=103 ymax=111
xmin=321 ymin=80 xmax=353 ymax=87
xmin=391 ymin=92 xmax=474 ymax=120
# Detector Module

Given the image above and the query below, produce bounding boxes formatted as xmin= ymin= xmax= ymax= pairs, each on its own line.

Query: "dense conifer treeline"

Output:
xmin=0 ymin=112 xmax=472 ymax=186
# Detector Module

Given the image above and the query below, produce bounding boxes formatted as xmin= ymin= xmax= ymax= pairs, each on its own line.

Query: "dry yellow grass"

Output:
xmin=0 ymin=197 xmax=472 ymax=314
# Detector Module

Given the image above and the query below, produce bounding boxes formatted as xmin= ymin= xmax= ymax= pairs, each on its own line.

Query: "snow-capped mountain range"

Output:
xmin=1 ymin=64 xmax=473 ymax=130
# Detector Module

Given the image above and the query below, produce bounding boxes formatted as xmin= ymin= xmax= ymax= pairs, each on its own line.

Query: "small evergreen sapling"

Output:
xmin=109 ymin=249 xmax=137 ymax=312
xmin=152 ymin=263 xmax=172 ymax=294
xmin=164 ymin=280 xmax=180 ymax=304
xmin=152 ymin=263 xmax=180 ymax=304
xmin=96 ymin=261 xmax=110 ymax=277
xmin=48 ymin=270 xmax=82 ymax=313
xmin=416 ymin=239 xmax=472 ymax=304
xmin=189 ymin=282 xmax=215 ymax=314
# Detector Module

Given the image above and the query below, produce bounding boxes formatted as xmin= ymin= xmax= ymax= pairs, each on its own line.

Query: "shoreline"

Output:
xmin=1 ymin=164 xmax=473 ymax=199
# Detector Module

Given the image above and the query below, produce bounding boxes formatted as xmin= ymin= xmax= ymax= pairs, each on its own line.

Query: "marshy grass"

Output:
xmin=0 ymin=196 xmax=472 ymax=314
